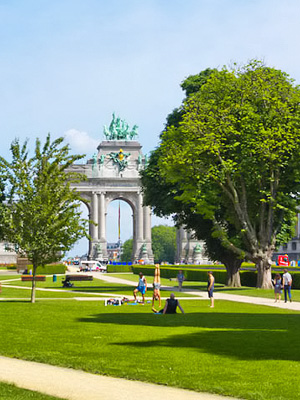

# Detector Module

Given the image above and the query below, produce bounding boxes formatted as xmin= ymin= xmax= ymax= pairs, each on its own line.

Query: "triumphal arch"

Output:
xmin=68 ymin=114 xmax=154 ymax=263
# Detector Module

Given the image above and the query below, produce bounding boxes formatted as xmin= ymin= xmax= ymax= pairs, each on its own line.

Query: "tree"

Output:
xmin=152 ymin=225 xmax=176 ymax=263
xmin=141 ymin=69 xmax=244 ymax=286
xmin=120 ymin=226 xmax=176 ymax=264
xmin=120 ymin=238 xmax=133 ymax=262
xmin=0 ymin=135 xmax=89 ymax=302
xmin=0 ymin=178 xmax=5 ymax=240
xmin=157 ymin=61 xmax=300 ymax=288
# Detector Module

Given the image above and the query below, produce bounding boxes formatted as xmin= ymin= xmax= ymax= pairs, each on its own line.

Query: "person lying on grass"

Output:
xmin=133 ymin=272 xmax=147 ymax=304
xmin=152 ymin=264 xmax=161 ymax=308
xmin=152 ymin=293 xmax=184 ymax=314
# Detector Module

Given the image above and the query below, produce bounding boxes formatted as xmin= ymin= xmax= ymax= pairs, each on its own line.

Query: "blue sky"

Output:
xmin=1 ymin=0 xmax=300 ymax=256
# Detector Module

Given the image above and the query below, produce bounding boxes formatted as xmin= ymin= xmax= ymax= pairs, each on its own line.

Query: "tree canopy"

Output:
xmin=121 ymin=225 xmax=176 ymax=264
xmin=142 ymin=61 xmax=300 ymax=287
xmin=154 ymin=61 xmax=300 ymax=288
xmin=141 ymin=68 xmax=245 ymax=286
xmin=0 ymin=135 xmax=89 ymax=302
xmin=151 ymin=225 xmax=176 ymax=263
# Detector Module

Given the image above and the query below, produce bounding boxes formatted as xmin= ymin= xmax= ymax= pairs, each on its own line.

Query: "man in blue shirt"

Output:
xmin=133 ymin=272 xmax=147 ymax=304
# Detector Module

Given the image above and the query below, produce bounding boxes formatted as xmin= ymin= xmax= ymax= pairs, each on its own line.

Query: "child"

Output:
xmin=273 ymin=273 xmax=282 ymax=303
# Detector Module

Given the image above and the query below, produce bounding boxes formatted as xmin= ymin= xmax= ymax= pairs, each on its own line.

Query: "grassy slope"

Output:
xmin=0 ymin=297 xmax=300 ymax=400
xmin=0 ymin=382 xmax=62 ymax=400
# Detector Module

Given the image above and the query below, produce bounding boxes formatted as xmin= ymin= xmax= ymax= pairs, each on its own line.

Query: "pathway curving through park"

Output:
xmin=0 ymin=356 xmax=236 ymax=400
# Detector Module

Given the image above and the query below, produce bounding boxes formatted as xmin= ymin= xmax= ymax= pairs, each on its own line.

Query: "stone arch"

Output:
xmin=68 ymin=139 xmax=153 ymax=263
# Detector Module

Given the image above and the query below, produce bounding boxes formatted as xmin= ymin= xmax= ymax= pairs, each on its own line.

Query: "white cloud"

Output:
xmin=64 ymin=129 xmax=99 ymax=155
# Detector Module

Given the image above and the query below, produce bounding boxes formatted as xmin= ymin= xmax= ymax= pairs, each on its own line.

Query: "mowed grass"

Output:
xmin=0 ymin=295 xmax=300 ymax=400
xmin=113 ymin=272 xmax=300 ymax=302
xmin=1 ymin=274 xmax=193 ymax=298
xmin=0 ymin=382 xmax=62 ymax=400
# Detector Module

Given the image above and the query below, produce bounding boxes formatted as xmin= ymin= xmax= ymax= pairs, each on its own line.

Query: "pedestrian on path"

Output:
xmin=177 ymin=270 xmax=185 ymax=291
xmin=207 ymin=271 xmax=215 ymax=308
xmin=272 ymin=273 xmax=282 ymax=302
xmin=283 ymin=269 xmax=292 ymax=303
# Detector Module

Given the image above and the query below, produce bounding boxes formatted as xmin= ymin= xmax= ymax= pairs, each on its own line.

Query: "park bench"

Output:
xmin=21 ymin=275 xmax=46 ymax=282
xmin=62 ymin=274 xmax=93 ymax=288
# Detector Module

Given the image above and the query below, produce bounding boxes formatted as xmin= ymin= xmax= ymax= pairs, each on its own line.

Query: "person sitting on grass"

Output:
xmin=152 ymin=264 xmax=161 ymax=308
xmin=133 ymin=272 xmax=147 ymax=304
xmin=152 ymin=293 xmax=184 ymax=314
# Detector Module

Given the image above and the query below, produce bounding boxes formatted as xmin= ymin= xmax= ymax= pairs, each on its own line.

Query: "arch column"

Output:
xmin=137 ymin=192 xmax=144 ymax=242
xmin=143 ymin=205 xmax=154 ymax=263
xmin=98 ymin=192 xmax=106 ymax=241
xmin=91 ymin=192 xmax=98 ymax=241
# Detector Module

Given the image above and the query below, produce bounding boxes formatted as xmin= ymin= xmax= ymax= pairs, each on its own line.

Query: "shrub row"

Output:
xmin=132 ymin=265 xmax=300 ymax=289
xmin=29 ymin=264 xmax=67 ymax=275
xmin=107 ymin=264 xmax=132 ymax=273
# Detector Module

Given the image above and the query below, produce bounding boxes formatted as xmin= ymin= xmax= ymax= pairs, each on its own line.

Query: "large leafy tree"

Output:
xmin=121 ymin=225 xmax=176 ymax=264
xmin=157 ymin=61 xmax=300 ymax=288
xmin=141 ymin=69 xmax=245 ymax=286
xmin=152 ymin=225 xmax=176 ymax=264
xmin=0 ymin=135 xmax=89 ymax=302
xmin=120 ymin=238 xmax=133 ymax=262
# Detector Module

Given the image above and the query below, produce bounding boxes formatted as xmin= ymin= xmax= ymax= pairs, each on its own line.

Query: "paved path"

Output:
xmin=92 ymin=273 xmax=300 ymax=311
xmin=0 ymin=356 xmax=236 ymax=400
xmin=2 ymin=272 xmax=300 ymax=310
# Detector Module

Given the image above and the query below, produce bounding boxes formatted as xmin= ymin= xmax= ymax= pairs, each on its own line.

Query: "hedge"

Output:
xmin=107 ymin=264 xmax=132 ymax=273
xmin=27 ymin=264 xmax=67 ymax=275
xmin=132 ymin=265 xmax=300 ymax=289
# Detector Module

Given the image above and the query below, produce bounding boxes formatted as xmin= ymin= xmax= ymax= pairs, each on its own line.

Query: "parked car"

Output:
xmin=79 ymin=260 xmax=107 ymax=273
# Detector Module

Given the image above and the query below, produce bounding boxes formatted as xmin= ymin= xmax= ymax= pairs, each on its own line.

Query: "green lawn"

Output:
xmin=0 ymin=382 xmax=62 ymax=400
xmin=0 ymin=295 xmax=300 ymax=400
xmin=1 ymin=274 xmax=193 ymax=298
xmin=113 ymin=272 xmax=300 ymax=302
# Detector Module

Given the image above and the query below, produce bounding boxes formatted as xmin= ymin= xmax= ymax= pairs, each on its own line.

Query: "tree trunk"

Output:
xmin=256 ymin=259 xmax=273 ymax=289
xmin=30 ymin=263 xmax=37 ymax=303
xmin=224 ymin=259 xmax=242 ymax=287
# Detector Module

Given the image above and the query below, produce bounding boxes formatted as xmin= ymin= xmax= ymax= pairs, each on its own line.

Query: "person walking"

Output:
xmin=272 ymin=273 xmax=282 ymax=302
xmin=133 ymin=272 xmax=147 ymax=304
xmin=177 ymin=270 xmax=185 ymax=291
xmin=207 ymin=271 xmax=215 ymax=308
xmin=282 ymin=269 xmax=292 ymax=303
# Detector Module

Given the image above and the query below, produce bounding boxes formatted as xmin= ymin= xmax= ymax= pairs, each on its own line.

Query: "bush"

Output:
xmin=28 ymin=264 xmax=67 ymax=275
xmin=132 ymin=266 xmax=227 ymax=283
xmin=107 ymin=264 xmax=132 ymax=273
xmin=7 ymin=264 xmax=17 ymax=270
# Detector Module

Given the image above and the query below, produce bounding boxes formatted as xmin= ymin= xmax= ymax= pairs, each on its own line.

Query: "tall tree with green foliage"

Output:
xmin=120 ymin=225 xmax=176 ymax=264
xmin=156 ymin=61 xmax=300 ymax=288
xmin=120 ymin=238 xmax=133 ymax=262
xmin=152 ymin=225 xmax=176 ymax=263
xmin=0 ymin=135 xmax=89 ymax=302
xmin=141 ymin=69 xmax=244 ymax=286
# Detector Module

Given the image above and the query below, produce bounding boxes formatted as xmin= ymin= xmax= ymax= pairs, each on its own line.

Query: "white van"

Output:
xmin=79 ymin=260 xmax=107 ymax=273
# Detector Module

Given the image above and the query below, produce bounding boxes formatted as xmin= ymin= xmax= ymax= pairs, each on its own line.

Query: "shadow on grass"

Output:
xmin=45 ymin=285 xmax=135 ymax=294
xmin=0 ymin=300 xmax=31 ymax=303
xmin=78 ymin=312 xmax=300 ymax=361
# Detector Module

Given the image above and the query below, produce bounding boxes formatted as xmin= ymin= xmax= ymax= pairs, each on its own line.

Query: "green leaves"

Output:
xmin=0 ymin=134 xmax=88 ymax=267
xmin=143 ymin=61 xmax=300 ymax=276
